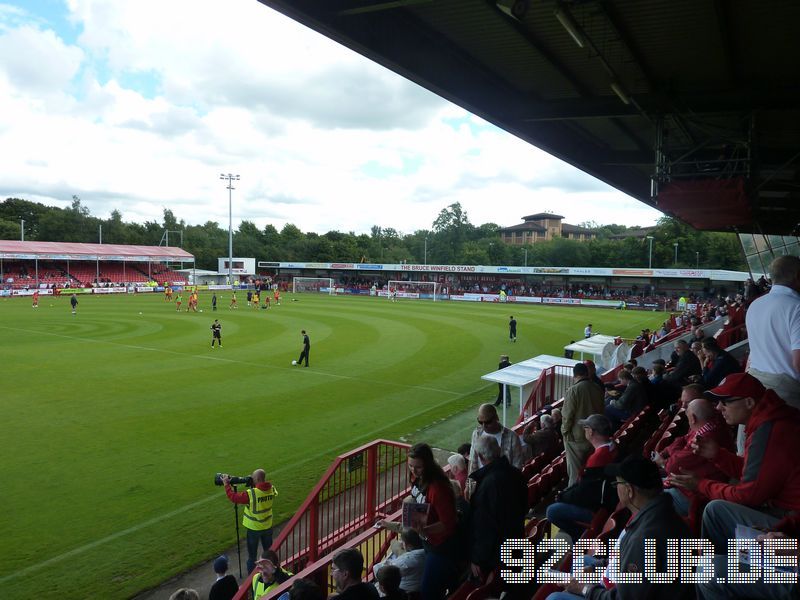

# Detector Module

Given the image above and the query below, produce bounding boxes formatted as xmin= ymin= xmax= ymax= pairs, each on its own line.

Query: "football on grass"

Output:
xmin=292 ymin=360 xmax=297 ymax=365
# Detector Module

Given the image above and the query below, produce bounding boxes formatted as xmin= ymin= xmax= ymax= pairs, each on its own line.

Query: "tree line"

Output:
xmin=0 ymin=197 xmax=747 ymax=271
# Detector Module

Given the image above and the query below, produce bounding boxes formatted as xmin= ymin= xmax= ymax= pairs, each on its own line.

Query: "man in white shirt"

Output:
xmin=745 ymin=255 xmax=800 ymax=409
xmin=372 ymin=528 xmax=425 ymax=593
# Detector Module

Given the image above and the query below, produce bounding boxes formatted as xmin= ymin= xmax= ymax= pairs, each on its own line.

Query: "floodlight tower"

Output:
xmin=220 ymin=174 xmax=240 ymax=287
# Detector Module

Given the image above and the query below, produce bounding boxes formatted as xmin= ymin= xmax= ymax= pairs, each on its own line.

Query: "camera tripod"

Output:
xmin=229 ymin=483 xmax=244 ymax=578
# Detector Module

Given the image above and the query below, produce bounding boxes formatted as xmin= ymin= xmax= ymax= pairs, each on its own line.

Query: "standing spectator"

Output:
xmin=745 ymin=255 xmax=800 ymax=408
xmin=296 ymin=330 xmax=310 ymax=367
xmin=467 ymin=404 xmax=525 ymax=493
xmin=331 ymin=548 xmax=380 ymax=600
xmin=467 ymin=436 xmax=527 ymax=583
xmin=221 ymin=469 xmax=278 ymax=574
xmin=494 ymin=354 xmax=512 ymax=406
xmin=562 ymin=363 xmax=604 ymax=485
xmin=446 ymin=454 xmax=468 ymax=496
xmin=508 ymin=316 xmax=517 ymax=342
xmin=653 ymin=398 xmax=734 ymax=516
xmin=209 ymin=555 xmax=238 ymax=600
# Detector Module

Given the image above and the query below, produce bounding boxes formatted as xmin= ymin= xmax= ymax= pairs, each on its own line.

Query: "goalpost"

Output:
xmin=293 ymin=277 xmax=334 ymax=294
xmin=387 ymin=280 xmax=439 ymax=301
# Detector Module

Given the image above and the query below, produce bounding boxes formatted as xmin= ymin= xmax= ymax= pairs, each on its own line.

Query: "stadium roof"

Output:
xmin=259 ymin=1 xmax=800 ymax=235
xmin=0 ymin=241 xmax=194 ymax=262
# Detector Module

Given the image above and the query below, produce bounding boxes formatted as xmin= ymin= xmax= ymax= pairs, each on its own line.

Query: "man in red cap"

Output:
xmin=669 ymin=372 xmax=800 ymax=552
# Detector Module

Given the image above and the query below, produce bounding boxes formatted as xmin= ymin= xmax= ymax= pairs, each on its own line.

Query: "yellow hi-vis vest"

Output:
xmin=252 ymin=568 xmax=293 ymax=599
xmin=243 ymin=485 xmax=277 ymax=531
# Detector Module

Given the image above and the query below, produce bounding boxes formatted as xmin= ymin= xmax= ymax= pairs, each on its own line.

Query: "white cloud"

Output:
xmin=0 ymin=0 xmax=663 ymax=237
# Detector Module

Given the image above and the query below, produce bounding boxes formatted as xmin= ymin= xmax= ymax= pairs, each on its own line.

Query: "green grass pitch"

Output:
xmin=0 ymin=291 xmax=667 ymax=598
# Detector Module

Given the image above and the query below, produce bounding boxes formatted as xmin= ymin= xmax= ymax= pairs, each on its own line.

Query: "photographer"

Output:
xmin=221 ymin=469 xmax=278 ymax=573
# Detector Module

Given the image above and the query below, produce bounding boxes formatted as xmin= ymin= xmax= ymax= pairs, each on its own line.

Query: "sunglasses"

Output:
xmin=716 ymin=396 xmax=745 ymax=405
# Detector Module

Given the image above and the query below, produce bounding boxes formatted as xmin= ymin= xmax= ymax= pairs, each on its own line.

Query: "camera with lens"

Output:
xmin=214 ymin=473 xmax=254 ymax=487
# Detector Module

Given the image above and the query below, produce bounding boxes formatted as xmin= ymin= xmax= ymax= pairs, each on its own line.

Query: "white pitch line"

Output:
xmin=0 ymin=325 xmax=461 ymax=396
xmin=0 ymin=383 xmax=489 ymax=583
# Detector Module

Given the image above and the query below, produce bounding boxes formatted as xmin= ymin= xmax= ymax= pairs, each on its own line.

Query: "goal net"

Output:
xmin=293 ymin=277 xmax=334 ymax=295
xmin=386 ymin=280 xmax=438 ymax=301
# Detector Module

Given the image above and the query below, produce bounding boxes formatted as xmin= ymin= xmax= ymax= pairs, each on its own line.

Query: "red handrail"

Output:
xmin=516 ymin=365 xmax=576 ymax=425
xmin=232 ymin=439 xmax=410 ymax=598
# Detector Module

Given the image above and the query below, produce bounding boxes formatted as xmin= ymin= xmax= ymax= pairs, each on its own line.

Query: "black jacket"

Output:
xmin=664 ymin=351 xmax=701 ymax=384
xmin=702 ymin=350 xmax=741 ymax=389
xmin=585 ymin=494 xmax=694 ymax=600
xmin=467 ymin=456 xmax=527 ymax=571
xmin=558 ymin=465 xmax=620 ymax=511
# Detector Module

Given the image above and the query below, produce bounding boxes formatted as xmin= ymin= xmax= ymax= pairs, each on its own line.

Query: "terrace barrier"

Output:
xmin=233 ymin=439 xmax=410 ymax=598
xmin=517 ymin=365 xmax=576 ymax=424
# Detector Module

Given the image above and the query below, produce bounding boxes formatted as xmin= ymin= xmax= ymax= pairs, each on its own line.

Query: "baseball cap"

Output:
xmin=605 ymin=455 xmax=663 ymax=491
xmin=213 ymin=555 xmax=229 ymax=574
xmin=704 ymin=373 xmax=765 ymax=403
xmin=577 ymin=414 xmax=613 ymax=437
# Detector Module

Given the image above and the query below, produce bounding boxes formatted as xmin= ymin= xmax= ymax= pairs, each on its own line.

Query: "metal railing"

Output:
xmin=517 ymin=365 xmax=576 ymax=424
xmin=232 ymin=440 xmax=410 ymax=598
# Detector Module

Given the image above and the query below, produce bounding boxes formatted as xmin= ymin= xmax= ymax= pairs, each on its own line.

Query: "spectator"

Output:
xmin=700 ymin=337 xmax=741 ymax=389
xmin=467 ymin=404 xmax=525 ymax=493
xmin=604 ymin=369 xmax=646 ymax=431
xmin=208 ymin=555 xmax=238 ymax=600
xmin=331 ymin=548 xmax=379 ymax=600
xmin=546 ymin=414 xmax=619 ymax=541
xmin=562 ymin=363 xmax=605 ymax=485
xmin=551 ymin=455 xmax=693 ymax=600
xmin=375 ymin=565 xmax=406 ymax=600
xmin=494 ymin=354 xmax=512 ymax=406
xmin=649 ymin=363 xmax=665 ymax=384
xmin=456 ymin=443 xmax=470 ymax=464
xmin=289 ymin=579 xmax=325 ymax=600
xmin=664 ymin=339 xmax=702 ymax=386
xmin=669 ymin=373 xmax=800 ymax=556
xmin=688 ymin=326 xmax=706 ymax=346
xmin=745 ymin=254 xmax=800 ymax=408
xmin=252 ymin=551 xmax=292 ymax=599
xmin=467 ymin=435 xmax=527 ymax=583
xmin=653 ymin=398 xmax=734 ymax=516
xmin=551 ymin=408 xmax=563 ymax=432
xmin=446 ymin=454 xmax=468 ymax=496
xmin=380 ymin=443 xmax=459 ymax=600
xmin=675 ymin=382 xmax=705 ymax=410
xmin=697 ymin=513 xmax=798 ymax=600
xmin=372 ymin=528 xmax=425 ymax=594
xmin=169 ymin=590 xmax=200 ymax=600
xmin=584 ymin=360 xmax=604 ymax=390
xmin=522 ymin=414 xmax=560 ymax=460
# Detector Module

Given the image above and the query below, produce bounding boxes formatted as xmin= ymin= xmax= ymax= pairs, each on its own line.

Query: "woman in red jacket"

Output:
xmin=407 ymin=443 xmax=460 ymax=600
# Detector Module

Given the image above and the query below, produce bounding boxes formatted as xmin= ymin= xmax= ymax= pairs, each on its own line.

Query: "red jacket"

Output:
xmin=697 ymin=390 xmax=800 ymax=511
xmin=662 ymin=415 xmax=734 ymax=481
xmin=226 ymin=481 xmax=274 ymax=504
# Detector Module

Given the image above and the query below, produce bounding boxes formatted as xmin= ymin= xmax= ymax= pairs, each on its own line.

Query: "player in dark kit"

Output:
xmin=296 ymin=330 xmax=310 ymax=367
xmin=509 ymin=316 xmax=517 ymax=342
xmin=211 ymin=319 xmax=222 ymax=348
xmin=70 ymin=294 xmax=78 ymax=315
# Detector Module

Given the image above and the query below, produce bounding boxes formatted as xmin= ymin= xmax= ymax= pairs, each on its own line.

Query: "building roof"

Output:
xmin=0 ymin=241 xmax=194 ymax=261
xmin=522 ymin=213 xmax=565 ymax=221
xmin=499 ymin=222 xmax=547 ymax=233
xmin=560 ymin=223 xmax=595 ymax=234
xmin=609 ymin=227 xmax=658 ymax=240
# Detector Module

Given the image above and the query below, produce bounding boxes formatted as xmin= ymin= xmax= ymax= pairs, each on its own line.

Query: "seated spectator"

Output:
xmin=689 ymin=326 xmax=706 ymax=346
xmin=446 ymin=454 xmax=468 ymax=496
xmin=467 ymin=435 xmax=527 ymax=584
xmin=331 ymin=548 xmax=380 ymax=600
xmin=664 ymin=339 xmax=702 ymax=386
xmin=456 ymin=443 xmax=470 ymax=464
xmin=697 ymin=513 xmax=798 ymax=600
xmin=669 ymin=373 xmax=800 ymax=562
xmin=546 ymin=414 xmax=619 ymax=541
xmin=252 ymin=550 xmax=293 ymax=598
xmin=375 ymin=565 xmax=407 ymax=600
xmin=604 ymin=369 xmax=646 ymax=430
xmin=522 ymin=414 xmax=560 ymax=460
xmin=289 ymin=579 xmax=326 ymax=600
xmin=649 ymin=363 xmax=665 ymax=384
xmin=630 ymin=366 xmax=654 ymax=406
xmin=673 ymin=382 xmax=705 ymax=411
xmin=373 ymin=528 xmax=425 ymax=594
xmin=550 ymin=408 xmax=563 ymax=433
xmin=700 ymin=337 xmax=741 ymax=389
xmin=209 ymin=555 xmax=238 ymax=600
xmin=549 ymin=455 xmax=694 ymax=600
xmin=653 ymin=398 xmax=734 ymax=516
xmin=169 ymin=590 xmax=199 ymax=600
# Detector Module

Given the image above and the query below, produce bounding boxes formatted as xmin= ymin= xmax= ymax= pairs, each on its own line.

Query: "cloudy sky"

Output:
xmin=0 ymin=0 xmax=663 ymax=235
